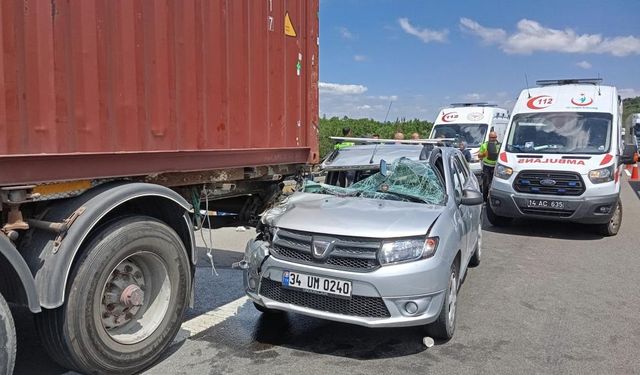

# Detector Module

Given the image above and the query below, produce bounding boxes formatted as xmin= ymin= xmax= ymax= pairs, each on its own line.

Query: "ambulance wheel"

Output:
xmin=596 ymin=199 xmax=622 ymax=236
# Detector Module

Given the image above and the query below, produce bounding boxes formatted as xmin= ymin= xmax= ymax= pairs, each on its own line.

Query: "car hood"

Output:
xmin=262 ymin=192 xmax=444 ymax=238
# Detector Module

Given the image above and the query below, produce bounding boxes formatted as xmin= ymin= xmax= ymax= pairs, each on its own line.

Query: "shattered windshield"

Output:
xmin=506 ymin=112 xmax=613 ymax=154
xmin=303 ymin=158 xmax=446 ymax=205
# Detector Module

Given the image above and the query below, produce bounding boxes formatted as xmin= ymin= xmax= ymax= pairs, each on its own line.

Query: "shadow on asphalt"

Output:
xmin=194 ymin=302 xmax=431 ymax=362
xmin=481 ymin=213 xmax=605 ymax=240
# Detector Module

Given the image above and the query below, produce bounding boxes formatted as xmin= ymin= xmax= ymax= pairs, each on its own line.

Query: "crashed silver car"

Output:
xmin=240 ymin=144 xmax=483 ymax=339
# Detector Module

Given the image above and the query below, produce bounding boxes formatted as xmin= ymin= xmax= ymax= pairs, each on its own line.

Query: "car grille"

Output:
xmin=513 ymin=170 xmax=585 ymax=196
xmin=269 ymin=228 xmax=381 ymax=272
xmin=520 ymin=208 xmax=575 ymax=217
xmin=259 ymin=278 xmax=391 ymax=318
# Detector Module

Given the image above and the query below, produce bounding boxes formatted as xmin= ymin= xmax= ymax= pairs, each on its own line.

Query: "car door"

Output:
xmin=449 ymin=155 xmax=471 ymax=264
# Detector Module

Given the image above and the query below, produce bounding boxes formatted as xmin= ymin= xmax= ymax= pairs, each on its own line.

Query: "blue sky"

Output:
xmin=319 ymin=0 xmax=640 ymax=121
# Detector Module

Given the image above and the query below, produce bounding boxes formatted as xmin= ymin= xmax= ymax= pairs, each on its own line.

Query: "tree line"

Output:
xmin=318 ymin=116 xmax=433 ymax=158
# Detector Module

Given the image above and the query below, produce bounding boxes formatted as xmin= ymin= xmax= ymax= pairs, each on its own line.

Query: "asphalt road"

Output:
xmin=11 ymin=178 xmax=640 ymax=375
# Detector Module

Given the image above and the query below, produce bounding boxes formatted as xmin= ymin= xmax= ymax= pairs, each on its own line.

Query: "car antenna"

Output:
xmin=383 ymin=100 xmax=393 ymax=123
xmin=597 ymin=73 xmax=602 ymax=96
xmin=524 ymin=73 xmax=531 ymax=98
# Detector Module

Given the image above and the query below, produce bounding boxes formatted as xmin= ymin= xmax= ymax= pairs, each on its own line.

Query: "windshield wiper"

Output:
xmin=380 ymin=190 xmax=426 ymax=203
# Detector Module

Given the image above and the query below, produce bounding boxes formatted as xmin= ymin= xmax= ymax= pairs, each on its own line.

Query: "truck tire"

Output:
xmin=486 ymin=201 xmax=513 ymax=227
xmin=0 ymin=293 xmax=16 ymax=375
xmin=596 ymin=199 xmax=622 ymax=237
xmin=425 ymin=261 xmax=459 ymax=341
xmin=35 ymin=216 xmax=190 ymax=374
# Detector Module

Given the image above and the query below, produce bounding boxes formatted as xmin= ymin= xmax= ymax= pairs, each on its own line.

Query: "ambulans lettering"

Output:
xmin=518 ymin=158 xmax=586 ymax=165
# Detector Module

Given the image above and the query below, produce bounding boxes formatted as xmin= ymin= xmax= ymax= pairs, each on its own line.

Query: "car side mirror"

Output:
xmin=380 ymin=159 xmax=388 ymax=176
xmin=460 ymin=188 xmax=483 ymax=206
xmin=619 ymin=144 xmax=638 ymax=165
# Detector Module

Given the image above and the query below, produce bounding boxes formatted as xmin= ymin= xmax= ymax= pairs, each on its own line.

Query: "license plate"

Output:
xmin=282 ymin=271 xmax=352 ymax=298
xmin=526 ymin=199 xmax=565 ymax=209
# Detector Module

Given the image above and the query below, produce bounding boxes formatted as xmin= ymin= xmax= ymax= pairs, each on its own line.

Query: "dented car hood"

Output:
xmin=262 ymin=192 xmax=444 ymax=238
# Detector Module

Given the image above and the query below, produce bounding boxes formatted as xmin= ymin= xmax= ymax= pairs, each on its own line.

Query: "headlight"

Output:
xmin=494 ymin=164 xmax=513 ymax=179
xmin=378 ymin=237 xmax=439 ymax=265
xmin=588 ymin=165 xmax=615 ymax=184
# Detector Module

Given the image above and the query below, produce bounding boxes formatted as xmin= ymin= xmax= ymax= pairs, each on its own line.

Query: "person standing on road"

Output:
xmin=477 ymin=131 xmax=500 ymax=200
xmin=334 ymin=127 xmax=355 ymax=150
xmin=411 ymin=132 xmax=420 ymax=140
xmin=459 ymin=141 xmax=472 ymax=162
xmin=334 ymin=127 xmax=356 ymax=187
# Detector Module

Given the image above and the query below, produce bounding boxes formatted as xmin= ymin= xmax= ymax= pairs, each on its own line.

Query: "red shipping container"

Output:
xmin=0 ymin=0 xmax=319 ymax=185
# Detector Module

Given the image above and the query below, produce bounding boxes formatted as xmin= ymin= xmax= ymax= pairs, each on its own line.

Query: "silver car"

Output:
xmin=240 ymin=144 xmax=483 ymax=339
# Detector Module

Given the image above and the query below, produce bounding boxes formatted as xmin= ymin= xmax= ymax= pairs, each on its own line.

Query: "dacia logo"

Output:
xmin=312 ymin=237 xmax=335 ymax=260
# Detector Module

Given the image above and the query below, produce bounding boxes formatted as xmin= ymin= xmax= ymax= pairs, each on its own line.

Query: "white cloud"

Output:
xmin=460 ymin=18 xmax=640 ymax=57
xmin=576 ymin=61 xmax=592 ymax=69
xmin=398 ymin=18 xmax=448 ymax=43
xmin=462 ymin=93 xmax=483 ymax=101
xmin=619 ymin=88 xmax=640 ymax=99
xmin=353 ymin=54 xmax=368 ymax=62
xmin=319 ymin=82 xmax=368 ymax=95
xmin=321 ymin=93 xmax=436 ymax=121
xmin=377 ymin=95 xmax=399 ymax=101
xmin=338 ymin=27 xmax=354 ymax=40
xmin=459 ymin=18 xmax=506 ymax=44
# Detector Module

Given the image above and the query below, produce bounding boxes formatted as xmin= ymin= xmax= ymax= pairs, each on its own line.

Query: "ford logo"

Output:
xmin=540 ymin=179 xmax=556 ymax=186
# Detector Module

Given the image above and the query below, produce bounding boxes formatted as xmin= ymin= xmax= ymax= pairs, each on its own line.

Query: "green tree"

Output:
xmin=318 ymin=117 xmax=433 ymax=158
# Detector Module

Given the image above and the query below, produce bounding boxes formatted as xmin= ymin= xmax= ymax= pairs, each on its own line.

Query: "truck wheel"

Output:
xmin=468 ymin=222 xmax=482 ymax=268
xmin=597 ymin=199 xmax=622 ymax=236
xmin=0 ymin=293 xmax=16 ymax=375
xmin=486 ymin=201 xmax=512 ymax=227
xmin=425 ymin=262 xmax=458 ymax=340
xmin=35 ymin=216 xmax=190 ymax=374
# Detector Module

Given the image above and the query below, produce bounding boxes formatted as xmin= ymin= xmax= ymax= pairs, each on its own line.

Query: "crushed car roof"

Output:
xmin=322 ymin=144 xmax=425 ymax=170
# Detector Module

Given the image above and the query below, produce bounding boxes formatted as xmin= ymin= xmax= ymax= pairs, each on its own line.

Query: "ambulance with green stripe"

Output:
xmin=487 ymin=79 xmax=638 ymax=236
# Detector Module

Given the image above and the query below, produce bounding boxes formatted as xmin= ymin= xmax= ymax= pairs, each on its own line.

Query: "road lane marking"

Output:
xmin=625 ymin=169 xmax=631 ymax=176
xmin=172 ymin=296 xmax=249 ymax=345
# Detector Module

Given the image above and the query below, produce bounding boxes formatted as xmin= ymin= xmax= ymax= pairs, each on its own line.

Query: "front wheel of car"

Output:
xmin=425 ymin=262 xmax=459 ymax=340
xmin=486 ymin=201 xmax=512 ymax=227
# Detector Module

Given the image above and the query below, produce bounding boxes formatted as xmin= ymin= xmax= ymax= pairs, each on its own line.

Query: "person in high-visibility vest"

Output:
xmin=334 ymin=127 xmax=355 ymax=150
xmin=477 ymin=131 xmax=500 ymax=200
xmin=334 ymin=127 xmax=355 ymax=186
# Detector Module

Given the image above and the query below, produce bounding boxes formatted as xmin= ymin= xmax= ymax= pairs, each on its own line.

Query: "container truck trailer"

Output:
xmin=0 ymin=0 xmax=319 ymax=373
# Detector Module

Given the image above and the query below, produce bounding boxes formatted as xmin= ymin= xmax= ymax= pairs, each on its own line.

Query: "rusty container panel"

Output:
xmin=0 ymin=0 xmax=319 ymax=185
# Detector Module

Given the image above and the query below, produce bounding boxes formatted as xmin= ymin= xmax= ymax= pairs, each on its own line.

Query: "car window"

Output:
xmin=450 ymin=157 xmax=463 ymax=201
xmin=453 ymin=154 xmax=469 ymax=185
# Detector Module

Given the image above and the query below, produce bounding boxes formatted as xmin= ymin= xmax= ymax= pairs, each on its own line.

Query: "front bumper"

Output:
xmin=489 ymin=183 xmax=619 ymax=224
xmin=242 ymin=240 xmax=449 ymax=328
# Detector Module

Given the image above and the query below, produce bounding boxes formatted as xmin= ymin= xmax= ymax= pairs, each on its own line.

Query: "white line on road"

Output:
xmin=172 ymin=296 xmax=249 ymax=345
xmin=625 ymin=169 xmax=631 ymax=176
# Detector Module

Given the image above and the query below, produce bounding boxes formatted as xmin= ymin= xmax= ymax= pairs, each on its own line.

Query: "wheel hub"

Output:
xmin=101 ymin=260 xmax=146 ymax=329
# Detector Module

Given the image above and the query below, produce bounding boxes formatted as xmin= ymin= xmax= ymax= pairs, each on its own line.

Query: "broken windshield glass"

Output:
xmin=304 ymin=158 xmax=446 ymax=205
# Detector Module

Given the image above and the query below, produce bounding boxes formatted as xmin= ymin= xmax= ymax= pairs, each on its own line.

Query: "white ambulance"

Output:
xmin=429 ymin=103 xmax=510 ymax=176
xmin=487 ymin=79 xmax=638 ymax=236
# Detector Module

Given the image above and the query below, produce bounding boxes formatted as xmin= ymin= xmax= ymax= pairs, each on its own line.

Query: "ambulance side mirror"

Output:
xmin=619 ymin=144 xmax=638 ymax=165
